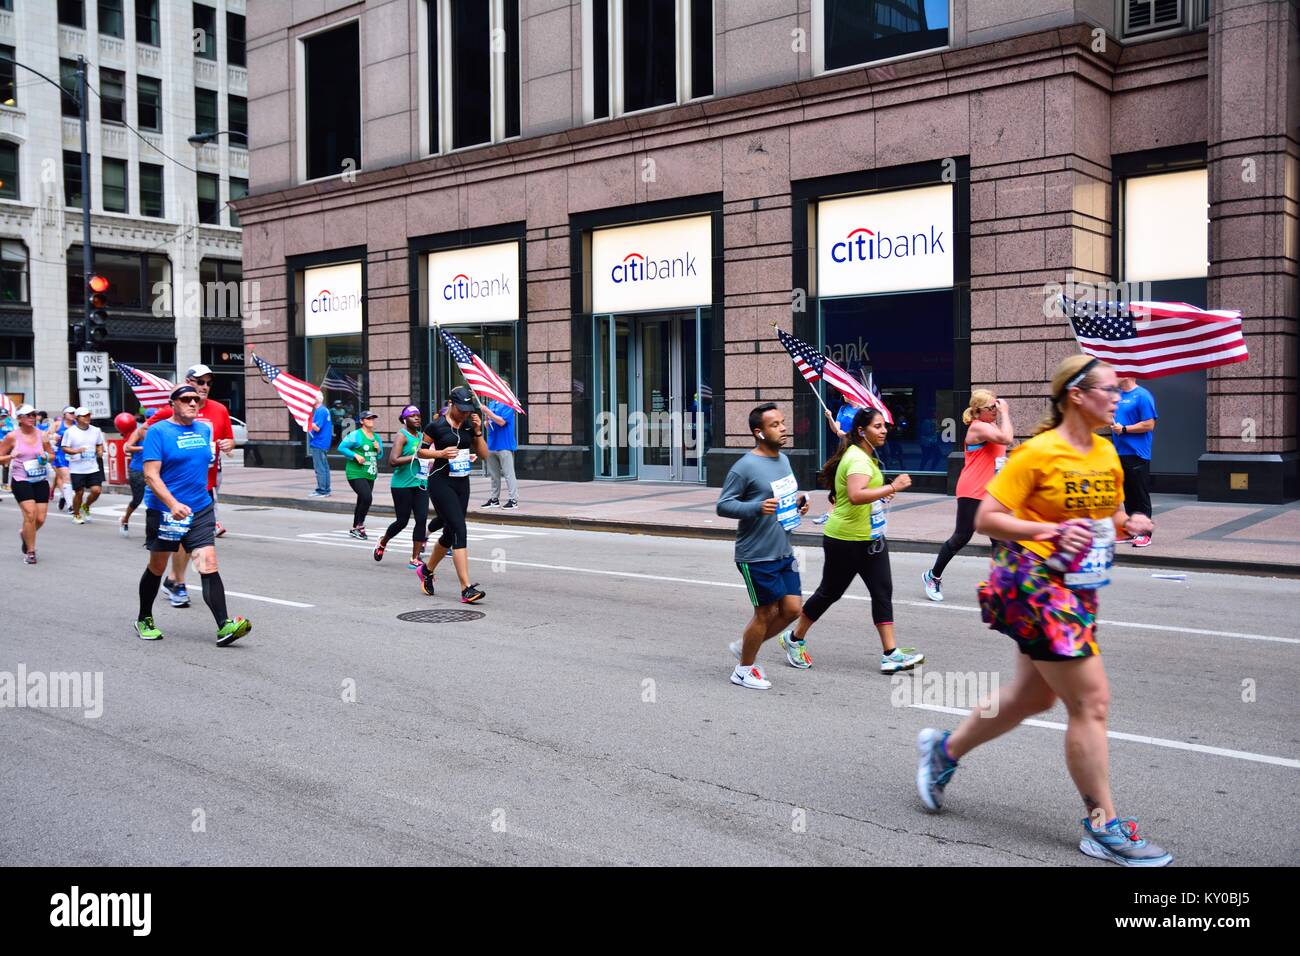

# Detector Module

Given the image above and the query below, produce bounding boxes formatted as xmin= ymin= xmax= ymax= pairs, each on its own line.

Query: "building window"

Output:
xmin=195 ymin=88 xmax=218 ymax=136
xmin=426 ymin=0 xmax=521 ymax=153
xmin=303 ymin=22 xmax=361 ymax=180
xmin=100 ymin=68 xmax=126 ymax=123
xmin=586 ymin=0 xmax=712 ymax=121
xmin=102 ymin=157 xmax=127 ymax=213
xmin=193 ymin=3 xmax=218 ymax=60
xmin=200 ymin=258 xmax=241 ymax=318
xmin=137 ymin=0 xmax=161 ymax=47
xmin=60 ymin=59 xmax=80 ymax=118
xmin=58 ymin=0 xmax=85 ymax=29
xmin=98 ymin=0 xmax=125 ymax=38
xmin=228 ymin=176 xmax=247 ymax=228
xmin=0 ymin=44 xmax=16 ymax=108
xmin=137 ymin=76 xmax=162 ymax=131
xmin=63 ymin=150 xmax=87 ymax=207
xmin=818 ymin=0 xmax=950 ymax=73
xmin=197 ymin=173 xmax=219 ymax=224
xmin=0 ymin=240 xmax=27 ymax=303
xmin=68 ymin=246 xmax=171 ymax=312
xmin=0 ymin=142 xmax=17 ymax=200
xmin=227 ymin=12 xmax=246 ymax=67
xmin=228 ymin=95 xmax=247 ymax=140
xmin=140 ymin=163 xmax=164 ymax=217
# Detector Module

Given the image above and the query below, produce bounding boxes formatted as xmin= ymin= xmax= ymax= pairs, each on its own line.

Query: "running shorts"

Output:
xmin=145 ymin=504 xmax=217 ymax=553
xmin=71 ymin=470 xmax=104 ymax=492
xmin=128 ymin=471 xmax=146 ymax=509
xmin=977 ymin=543 xmax=1099 ymax=660
xmin=736 ymin=555 xmax=801 ymax=608
xmin=12 ymin=480 xmax=51 ymax=504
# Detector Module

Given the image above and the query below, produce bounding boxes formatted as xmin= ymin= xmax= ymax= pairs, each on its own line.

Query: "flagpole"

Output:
xmin=771 ymin=320 xmax=832 ymax=415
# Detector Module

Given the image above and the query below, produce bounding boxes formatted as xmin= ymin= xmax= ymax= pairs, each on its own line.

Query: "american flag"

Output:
xmin=775 ymin=327 xmax=893 ymax=424
xmin=439 ymin=328 xmax=524 ymax=413
xmin=252 ymin=353 xmax=322 ymax=432
xmin=1062 ymin=296 xmax=1248 ymax=378
xmin=322 ymin=365 xmax=361 ymax=397
xmin=114 ymin=361 xmax=174 ymax=410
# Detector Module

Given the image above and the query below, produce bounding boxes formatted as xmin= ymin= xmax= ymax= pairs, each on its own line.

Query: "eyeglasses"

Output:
xmin=1079 ymin=385 xmax=1123 ymax=396
xmin=175 ymin=396 xmax=202 ymax=405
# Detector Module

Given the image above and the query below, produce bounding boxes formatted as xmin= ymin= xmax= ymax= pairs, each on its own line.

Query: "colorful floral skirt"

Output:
xmin=977 ymin=544 xmax=1099 ymax=660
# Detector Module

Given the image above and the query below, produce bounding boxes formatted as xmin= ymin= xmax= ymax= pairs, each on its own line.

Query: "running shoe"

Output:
xmin=1079 ymin=818 xmax=1173 ymax=867
xmin=414 ymin=563 xmax=436 ymax=596
xmin=169 ymin=583 xmax=191 ymax=608
xmin=460 ymin=584 xmax=485 ymax=604
xmin=407 ymin=559 xmax=422 ymax=570
xmin=916 ymin=728 xmax=957 ymax=811
xmin=373 ymin=542 xmax=386 ymax=561
xmin=501 ymin=500 xmax=518 ymax=510
xmin=730 ymin=663 xmax=771 ymax=690
xmin=813 ymin=513 xmax=830 ymax=525
xmin=922 ymin=569 xmax=943 ymax=602
xmin=215 ymin=522 xmax=227 ymax=538
xmin=881 ymin=647 xmax=924 ymax=673
xmin=778 ymin=630 xmax=812 ymax=669
xmin=24 ymin=551 xmax=37 ymax=565
xmin=728 ymin=639 xmax=743 ymax=661
xmin=134 ymin=617 xmax=164 ymax=641
xmin=308 ymin=490 xmax=331 ymax=498
xmin=215 ymin=616 xmax=252 ymax=647
xmin=1131 ymin=535 xmax=1152 ymax=548
xmin=481 ymin=497 xmax=500 ymax=509
xmin=348 ymin=527 xmax=367 ymax=540
xmin=81 ymin=504 xmax=92 ymax=522
xmin=119 ymin=522 xmax=129 ymax=538
xmin=57 ymin=496 xmax=66 ymax=511
xmin=72 ymin=514 xmax=85 ymax=525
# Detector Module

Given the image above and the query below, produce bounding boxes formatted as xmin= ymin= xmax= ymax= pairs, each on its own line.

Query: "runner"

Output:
xmin=49 ymin=407 xmax=76 ymax=512
xmin=60 ymin=407 xmax=105 ymax=524
xmin=374 ymin=406 xmax=429 ymax=569
xmin=338 ymin=410 xmax=382 ymax=538
xmin=414 ymin=386 xmax=489 ymax=603
xmin=922 ymin=390 xmax=1013 ymax=602
xmin=121 ymin=420 xmax=148 ymax=538
xmin=915 ymin=354 xmax=1170 ymax=867
xmin=786 ymin=407 xmax=924 ymax=673
xmin=716 ymin=402 xmax=809 ymax=689
xmin=0 ymin=406 xmax=54 ymax=564
xmin=134 ymin=384 xmax=251 ymax=645
xmin=143 ymin=365 xmax=235 ymax=607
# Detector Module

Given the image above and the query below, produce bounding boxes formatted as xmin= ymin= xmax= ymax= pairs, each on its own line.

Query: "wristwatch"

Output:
xmin=1120 ymin=423 xmax=1127 ymax=435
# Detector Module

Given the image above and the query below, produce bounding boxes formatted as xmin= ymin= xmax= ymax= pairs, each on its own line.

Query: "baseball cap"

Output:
xmin=398 ymin=404 xmax=421 ymax=422
xmin=62 ymin=405 xmax=76 ymax=414
xmin=185 ymin=364 xmax=214 ymax=380
xmin=448 ymin=386 xmax=477 ymax=412
xmin=15 ymin=404 xmax=36 ymax=416
xmin=360 ymin=410 xmax=378 ymax=420
xmin=74 ymin=406 xmax=91 ymax=417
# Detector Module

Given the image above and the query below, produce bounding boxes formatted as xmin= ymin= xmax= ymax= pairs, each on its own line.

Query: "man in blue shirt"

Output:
xmin=308 ymin=398 xmax=333 ymax=498
xmin=134 ymin=384 xmax=251 ymax=646
xmin=1106 ymin=376 xmax=1158 ymax=547
xmin=481 ymin=394 xmax=518 ymax=510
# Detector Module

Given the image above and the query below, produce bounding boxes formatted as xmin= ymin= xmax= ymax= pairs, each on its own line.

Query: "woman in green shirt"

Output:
xmin=788 ymin=407 xmax=925 ymax=674
xmin=338 ymin=411 xmax=383 ymax=539
xmin=374 ymin=406 xmax=430 ymax=569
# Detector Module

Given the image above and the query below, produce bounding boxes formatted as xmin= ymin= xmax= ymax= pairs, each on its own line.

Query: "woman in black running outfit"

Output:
xmin=415 ymin=386 xmax=489 ymax=603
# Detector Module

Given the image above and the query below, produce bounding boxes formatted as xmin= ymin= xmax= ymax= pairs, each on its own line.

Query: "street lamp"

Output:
xmin=187 ymin=130 xmax=248 ymax=147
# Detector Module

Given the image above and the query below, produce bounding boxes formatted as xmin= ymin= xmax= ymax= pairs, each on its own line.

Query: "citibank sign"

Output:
xmin=817 ymin=184 xmax=954 ymax=297
xmin=429 ymin=241 xmax=520 ymax=323
xmin=303 ymin=262 xmax=363 ymax=337
xmin=592 ymin=216 xmax=712 ymax=313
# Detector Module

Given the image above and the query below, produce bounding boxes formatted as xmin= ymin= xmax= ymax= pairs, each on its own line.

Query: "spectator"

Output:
xmin=481 ymin=388 xmax=518 ymax=510
xmin=1105 ymin=376 xmax=1157 ymax=547
xmin=308 ymin=398 xmax=333 ymax=498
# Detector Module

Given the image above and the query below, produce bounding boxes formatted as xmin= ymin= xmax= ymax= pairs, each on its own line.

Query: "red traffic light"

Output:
xmin=88 ymin=274 xmax=110 ymax=294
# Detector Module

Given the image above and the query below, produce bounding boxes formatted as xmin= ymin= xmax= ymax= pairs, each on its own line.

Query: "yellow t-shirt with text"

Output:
xmin=984 ymin=430 xmax=1125 ymax=559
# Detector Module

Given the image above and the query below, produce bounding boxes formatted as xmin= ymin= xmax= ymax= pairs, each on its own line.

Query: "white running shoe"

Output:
xmin=119 ymin=522 xmax=129 ymax=538
xmin=922 ymin=569 xmax=943 ymax=602
xmin=881 ymin=647 xmax=925 ymax=673
xmin=728 ymin=639 xmax=742 ymax=661
xmin=730 ymin=663 xmax=771 ymax=690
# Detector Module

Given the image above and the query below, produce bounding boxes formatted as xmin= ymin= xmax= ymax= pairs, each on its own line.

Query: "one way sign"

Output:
xmin=77 ymin=351 xmax=109 ymax=388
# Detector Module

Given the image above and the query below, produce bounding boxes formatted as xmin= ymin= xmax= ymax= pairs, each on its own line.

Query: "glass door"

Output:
xmin=637 ymin=316 xmax=676 ymax=480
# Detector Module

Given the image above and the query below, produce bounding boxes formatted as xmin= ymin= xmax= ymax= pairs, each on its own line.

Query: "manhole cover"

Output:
xmin=397 ymin=609 xmax=485 ymax=624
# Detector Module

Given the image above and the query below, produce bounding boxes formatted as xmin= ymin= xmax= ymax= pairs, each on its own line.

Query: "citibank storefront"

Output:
xmin=794 ymin=163 xmax=970 ymax=491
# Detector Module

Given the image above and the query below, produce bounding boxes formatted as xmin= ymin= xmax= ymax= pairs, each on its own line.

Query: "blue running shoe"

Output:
xmin=916 ymin=728 xmax=958 ymax=812
xmin=1079 ymin=817 xmax=1173 ymax=867
xmin=777 ymin=629 xmax=812 ymax=669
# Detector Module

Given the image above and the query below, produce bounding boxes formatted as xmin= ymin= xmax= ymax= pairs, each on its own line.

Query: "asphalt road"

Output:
xmin=2 ymin=498 xmax=1297 ymax=866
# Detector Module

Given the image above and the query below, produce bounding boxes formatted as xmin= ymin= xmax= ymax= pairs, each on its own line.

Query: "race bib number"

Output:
xmin=365 ymin=450 xmax=378 ymax=478
xmin=771 ymin=474 xmax=801 ymax=532
xmin=450 ymin=448 xmax=472 ymax=478
xmin=1064 ymin=519 xmax=1115 ymax=590
xmin=995 ymin=456 xmax=1007 ymax=473
xmin=870 ymin=499 xmax=887 ymax=539
xmin=417 ymin=457 xmax=433 ymax=478
xmin=21 ymin=459 xmax=46 ymax=480
xmin=158 ymin=513 xmax=193 ymax=542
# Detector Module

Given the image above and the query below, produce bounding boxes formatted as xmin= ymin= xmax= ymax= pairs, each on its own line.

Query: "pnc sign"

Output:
xmin=817 ymin=184 xmax=954 ymax=297
xmin=428 ymin=241 xmax=520 ymax=323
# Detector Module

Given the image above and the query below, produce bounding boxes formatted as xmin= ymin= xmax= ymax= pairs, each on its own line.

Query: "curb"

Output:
xmin=101 ymin=485 xmax=1300 ymax=579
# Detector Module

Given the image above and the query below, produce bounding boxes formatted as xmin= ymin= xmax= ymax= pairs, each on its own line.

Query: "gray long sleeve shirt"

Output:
xmin=716 ymin=450 xmax=797 ymax=563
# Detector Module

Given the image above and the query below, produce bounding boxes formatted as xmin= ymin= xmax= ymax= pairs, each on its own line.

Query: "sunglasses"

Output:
xmin=175 ymin=396 xmax=202 ymax=405
xmin=192 ymin=378 xmax=214 ymax=386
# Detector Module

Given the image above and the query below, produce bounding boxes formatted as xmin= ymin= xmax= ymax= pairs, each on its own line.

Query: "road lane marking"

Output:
xmin=909 ymin=704 xmax=1300 ymax=769
xmin=225 ymin=591 xmax=314 ymax=608
xmin=225 ymin=531 xmax=1296 ymax=645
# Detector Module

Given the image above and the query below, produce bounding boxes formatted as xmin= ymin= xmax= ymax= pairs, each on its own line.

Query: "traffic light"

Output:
xmin=86 ymin=274 xmax=109 ymax=345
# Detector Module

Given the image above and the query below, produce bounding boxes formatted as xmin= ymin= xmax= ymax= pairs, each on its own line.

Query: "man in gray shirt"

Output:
xmin=716 ymin=403 xmax=809 ymax=689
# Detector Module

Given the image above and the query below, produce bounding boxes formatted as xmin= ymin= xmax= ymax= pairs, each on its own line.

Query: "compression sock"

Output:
xmin=200 ymin=571 xmax=229 ymax=626
xmin=138 ymin=570 xmax=163 ymax=620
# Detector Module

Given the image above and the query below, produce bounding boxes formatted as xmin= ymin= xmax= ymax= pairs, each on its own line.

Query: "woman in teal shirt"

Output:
xmin=338 ymin=411 xmax=383 ymax=539
xmin=373 ymin=406 xmax=428 ymax=569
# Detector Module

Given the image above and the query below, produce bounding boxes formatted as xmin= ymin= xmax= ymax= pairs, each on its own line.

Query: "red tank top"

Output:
xmin=955 ymin=438 xmax=1007 ymax=499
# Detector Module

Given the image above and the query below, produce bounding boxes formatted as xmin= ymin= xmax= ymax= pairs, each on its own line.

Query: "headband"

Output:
xmin=1056 ymin=358 xmax=1100 ymax=403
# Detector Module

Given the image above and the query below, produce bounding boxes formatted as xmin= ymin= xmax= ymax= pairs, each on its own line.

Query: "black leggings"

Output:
xmin=348 ymin=476 xmax=374 ymax=527
xmin=803 ymin=535 xmax=894 ymax=626
xmin=932 ymin=496 xmax=981 ymax=578
xmin=384 ymin=486 xmax=428 ymax=543
xmin=428 ymin=479 xmax=470 ymax=550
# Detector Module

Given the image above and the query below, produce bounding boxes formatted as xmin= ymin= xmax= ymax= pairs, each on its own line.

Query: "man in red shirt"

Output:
xmin=142 ymin=364 xmax=234 ymax=608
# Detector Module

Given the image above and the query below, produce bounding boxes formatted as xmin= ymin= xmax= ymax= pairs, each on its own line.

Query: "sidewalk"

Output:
xmin=112 ymin=455 xmax=1300 ymax=577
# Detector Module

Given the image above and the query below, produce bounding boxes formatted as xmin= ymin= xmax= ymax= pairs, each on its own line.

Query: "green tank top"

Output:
xmin=823 ymin=444 xmax=885 ymax=541
xmin=343 ymin=430 xmax=382 ymax=481
xmin=388 ymin=429 xmax=427 ymax=489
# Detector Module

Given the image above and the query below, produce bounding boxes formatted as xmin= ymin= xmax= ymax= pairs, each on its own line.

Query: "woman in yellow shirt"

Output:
xmin=915 ymin=354 xmax=1171 ymax=867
